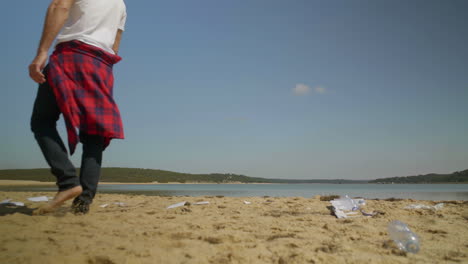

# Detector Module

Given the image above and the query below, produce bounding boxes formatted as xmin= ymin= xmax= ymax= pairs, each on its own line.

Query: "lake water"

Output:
xmin=4 ymin=183 xmax=468 ymax=201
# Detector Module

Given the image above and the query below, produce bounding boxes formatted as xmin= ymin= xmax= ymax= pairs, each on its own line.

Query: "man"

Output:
xmin=29 ymin=0 xmax=127 ymax=214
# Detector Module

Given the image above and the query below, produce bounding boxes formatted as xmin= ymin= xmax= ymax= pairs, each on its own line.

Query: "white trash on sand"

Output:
xmin=167 ymin=201 xmax=187 ymax=209
xmin=193 ymin=201 xmax=209 ymax=205
xmin=99 ymin=202 xmax=126 ymax=208
xmin=27 ymin=196 xmax=51 ymax=202
xmin=1 ymin=199 xmax=25 ymax=207
xmin=167 ymin=201 xmax=210 ymax=209
xmin=360 ymin=209 xmax=379 ymax=217
xmin=404 ymin=203 xmax=444 ymax=210
xmin=330 ymin=195 xmax=366 ymax=219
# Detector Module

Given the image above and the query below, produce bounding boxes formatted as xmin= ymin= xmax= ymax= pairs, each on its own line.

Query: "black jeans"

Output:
xmin=31 ymin=80 xmax=104 ymax=204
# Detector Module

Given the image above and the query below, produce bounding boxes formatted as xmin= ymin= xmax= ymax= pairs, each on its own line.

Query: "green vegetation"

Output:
xmin=0 ymin=168 xmax=368 ymax=184
xmin=260 ymin=179 xmax=368 ymax=184
xmin=0 ymin=168 xmax=269 ymax=183
xmin=369 ymin=169 xmax=468 ymax=183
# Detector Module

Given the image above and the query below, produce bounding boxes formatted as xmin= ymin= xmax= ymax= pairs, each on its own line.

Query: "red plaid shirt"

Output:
xmin=46 ymin=40 xmax=124 ymax=154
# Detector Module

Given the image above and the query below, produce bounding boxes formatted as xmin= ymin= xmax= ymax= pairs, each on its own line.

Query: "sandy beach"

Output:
xmin=0 ymin=191 xmax=467 ymax=264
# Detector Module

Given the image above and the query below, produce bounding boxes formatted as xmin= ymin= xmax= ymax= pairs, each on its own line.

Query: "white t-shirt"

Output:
xmin=56 ymin=0 xmax=127 ymax=54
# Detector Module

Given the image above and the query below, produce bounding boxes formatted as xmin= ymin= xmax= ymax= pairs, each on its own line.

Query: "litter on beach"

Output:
xmin=100 ymin=202 xmax=126 ymax=208
xmin=1 ymin=199 xmax=12 ymax=204
xmin=330 ymin=196 xmax=365 ymax=219
xmin=0 ymin=199 xmax=25 ymax=207
xmin=404 ymin=203 xmax=444 ymax=210
xmin=243 ymin=201 xmax=251 ymax=205
xmin=167 ymin=201 xmax=187 ymax=209
xmin=360 ymin=209 xmax=379 ymax=217
xmin=193 ymin=201 xmax=210 ymax=205
xmin=27 ymin=196 xmax=50 ymax=202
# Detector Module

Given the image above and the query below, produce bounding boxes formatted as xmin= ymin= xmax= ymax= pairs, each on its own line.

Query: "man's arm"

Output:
xmin=29 ymin=0 xmax=75 ymax=84
xmin=112 ymin=29 xmax=124 ymax=55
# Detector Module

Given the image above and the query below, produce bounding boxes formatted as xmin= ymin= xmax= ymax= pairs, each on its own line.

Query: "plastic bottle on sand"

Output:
xmin=387 ymin=220 xmax=420 ymax=253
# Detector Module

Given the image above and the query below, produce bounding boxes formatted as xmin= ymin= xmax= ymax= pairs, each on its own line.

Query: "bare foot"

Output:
xmin=33 ymin=185 xmax=83 ymax=215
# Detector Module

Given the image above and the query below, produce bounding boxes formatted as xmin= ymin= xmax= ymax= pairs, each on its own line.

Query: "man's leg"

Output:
xmin=72 ymin=133 xmax=104 ymax=214
xmin=31 ymin=81 xmax=82 ymax=214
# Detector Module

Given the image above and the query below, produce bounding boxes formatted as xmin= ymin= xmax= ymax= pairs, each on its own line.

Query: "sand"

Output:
xmin=0 ymin=191 xmax=467 ymax=264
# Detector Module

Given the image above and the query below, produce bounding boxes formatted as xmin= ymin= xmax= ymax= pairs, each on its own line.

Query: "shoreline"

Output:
xmin=1 ymin=180 xmax=467 ymax=202
xmin=1 ymin=180 xmax=467 ymax=186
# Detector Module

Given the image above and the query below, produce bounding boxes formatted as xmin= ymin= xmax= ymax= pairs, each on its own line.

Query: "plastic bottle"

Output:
xmin=387 ymin=220 xmax=420 ymax=253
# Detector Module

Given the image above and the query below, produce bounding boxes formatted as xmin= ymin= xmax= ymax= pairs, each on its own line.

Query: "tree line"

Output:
xmin=370 ymin=169 xmax=468 ymax=183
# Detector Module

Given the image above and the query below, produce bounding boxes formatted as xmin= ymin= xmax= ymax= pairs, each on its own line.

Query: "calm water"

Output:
xmin=3 ymin=183 xmax=468 ymax=201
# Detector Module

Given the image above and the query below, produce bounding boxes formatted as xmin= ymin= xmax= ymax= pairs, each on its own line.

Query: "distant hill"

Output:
xmin=0 ymin=168 xmax=267 ymax=183
xmin=0 ymin=168 xmax=367 ymax=184
xmin=4 ymin=168 xmax=465 ymax=184
xmin=369 ymin=169 xmax=468 ymax=183
xmin=259 ymin=178 xmax=368 ymax=184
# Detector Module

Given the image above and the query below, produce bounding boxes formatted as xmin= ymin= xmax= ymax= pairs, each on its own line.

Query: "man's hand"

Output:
xmin=112 ymin=29 xmax=124 ymax=54
xmin=29 ymin=0 xmax=75 ymax=84
xmin=29 ymin=52 xmax=48 ymax=84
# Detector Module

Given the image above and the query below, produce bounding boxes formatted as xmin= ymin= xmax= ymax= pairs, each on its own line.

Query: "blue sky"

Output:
xmin=1 ymin=0 xmax=467 ymax=180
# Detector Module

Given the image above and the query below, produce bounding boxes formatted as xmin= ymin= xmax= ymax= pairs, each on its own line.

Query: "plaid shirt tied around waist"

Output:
xmin=46 ymin=40 xmax=124 ymax=155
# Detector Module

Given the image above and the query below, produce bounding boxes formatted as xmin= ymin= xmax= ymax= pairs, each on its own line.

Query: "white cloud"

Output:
xmin=293 ymin=83 xmax=310 ymax=96
xmin=293 ymin=84 xmax=327 ymax=96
